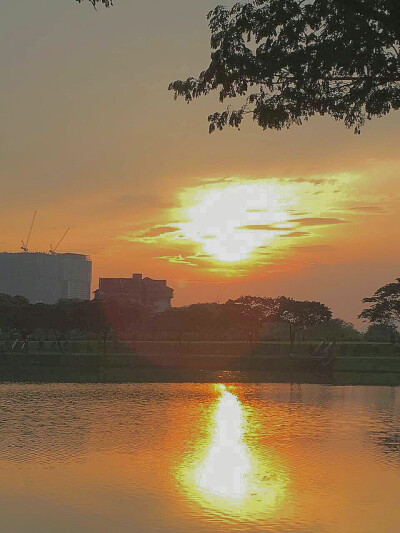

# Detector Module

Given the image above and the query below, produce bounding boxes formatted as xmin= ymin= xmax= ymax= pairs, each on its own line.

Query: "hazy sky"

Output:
xmin=2 ymin=1 xmax=400 ymax=324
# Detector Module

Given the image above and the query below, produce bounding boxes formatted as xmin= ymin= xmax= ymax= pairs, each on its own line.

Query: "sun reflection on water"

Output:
xmin=196 ymin=385 xmax=250 ymax=499
xmin=177 ymin=385 xmax=289 ymax=521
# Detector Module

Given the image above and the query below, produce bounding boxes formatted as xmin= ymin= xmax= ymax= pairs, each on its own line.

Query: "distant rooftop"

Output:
xmin=95 ymin=273 xmax=173 ymax=313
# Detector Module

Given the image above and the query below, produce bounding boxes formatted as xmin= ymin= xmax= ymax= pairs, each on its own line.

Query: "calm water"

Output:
xmin=0 ymin=384 xmax=399 ymax=532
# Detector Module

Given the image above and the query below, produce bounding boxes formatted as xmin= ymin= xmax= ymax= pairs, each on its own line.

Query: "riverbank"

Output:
xmin=1 ymin=352 xmax=400 ymax=385
xmin=4 ymin=340 xmax=400 ymax=357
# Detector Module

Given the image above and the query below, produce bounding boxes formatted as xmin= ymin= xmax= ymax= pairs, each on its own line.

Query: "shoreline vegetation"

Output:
xmin=2 ymin=280 xmax=400 ymax=386
xmin=0 ymin=366 xmax=399 ymax=386
xmin=3 ymin=339 xmax=400 ymax=358
xmin=1 ymin=341 xmax=400 ymax=385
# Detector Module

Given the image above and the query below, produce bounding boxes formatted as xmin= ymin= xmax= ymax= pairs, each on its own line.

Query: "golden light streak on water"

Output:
xmin=177 ymin=384 xmax=289 ymax=521
xmin=195 ymin=385 xmax=250 ymax=499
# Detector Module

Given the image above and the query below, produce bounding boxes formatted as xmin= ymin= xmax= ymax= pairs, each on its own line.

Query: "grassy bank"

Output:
xmin=0 ymin=352 xmax=400 ymax=385
xmin=3 ymin=340 xmax=400 ymax=357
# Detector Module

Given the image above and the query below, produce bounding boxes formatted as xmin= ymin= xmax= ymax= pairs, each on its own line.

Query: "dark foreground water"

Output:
xmin=0 ymin=383 xmax=399 ymax=532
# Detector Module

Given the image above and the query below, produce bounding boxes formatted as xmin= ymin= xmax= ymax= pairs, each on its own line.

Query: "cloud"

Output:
xmin=346 ymin=205 xmax=387 ymax=214
xmin=189 ymin=253 xmax=213 ymax=259
xmin=288 ymin=211 xmax=308 ymax=216
xmin=121 ymin=224 xmax=182 ymax=244
xmin=237 ymin=224 xmax=291 ymax=231
xmin=255 ymin=251 xmax=271 ymax=256
xmin=285 ymin=176 xmax=337 ymax=185
xmin=139 ymin=226 xmax=181 ymax=238
xmin=329 ymin=204 xmax=387 ymax=216
xmin=208 ymin=267 xmax=247 ymax=276
xmin=238 ymin=218 xmax=346 ymax=232
xmin=290 ymin=217 xmax=347 ymax=227
xmin=157 ymin=254 xmax=198 ymax=267
xmin=281 ymin=231 xmax=310 ymax=238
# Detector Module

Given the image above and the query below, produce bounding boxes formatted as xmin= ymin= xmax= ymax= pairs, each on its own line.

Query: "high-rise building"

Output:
xmin=0 ymin=252 xmax=92 ymax=304
xmin=94 ymin=273 xmax=173 ymax=313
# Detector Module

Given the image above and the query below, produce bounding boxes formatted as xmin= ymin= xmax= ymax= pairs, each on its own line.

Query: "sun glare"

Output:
xmin=180 ymin=182 xmax=294 ymax=263
xmin=127 ymin=174 xmax=354 ymax=271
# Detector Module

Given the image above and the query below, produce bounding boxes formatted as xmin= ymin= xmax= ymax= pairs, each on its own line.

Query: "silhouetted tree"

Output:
xmin=223 ymin=296 xmax=277 ymax=353
xmin=313 ymin=318 xmax=362 ymax=342
xmin=360 ymin=278 xmax=400 ymax=328
xmin=76 ymin=0 xmax=113 ymax=8
xmin=183 ymin=303 xmax=226 ymax=339
xmin=0 ymin=296 xmax=58 ymax=352
xmin=47 ymin=300 xmax=86 ymax=353
xmin=0 ymin=294 xmax=30 ymax=340
xmin=277 ymin=296 xmax=332 ymax=354
xmin=9 ymin=304 xmax=47 ymax=352
xmin=364 ymin=323 xmax=399 ymax=343
xmin=170 ymin=0 xmax=400 ymax=134
xmin=0 ymin=294 xmax=29 ymax=307
xmin=101 ymin=298 xmax=147 ymax=349
xmin=261 ymin=317 xmax=361 ymax=341
xmin=81 ymin=300 xmax=112 ymax=354
xmin=152 ymin=307 xmax=192 ymax=355
xmin=152 ymin=303 xmax=230 ymax=351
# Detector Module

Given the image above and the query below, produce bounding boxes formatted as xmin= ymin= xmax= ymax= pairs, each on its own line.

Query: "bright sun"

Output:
xmin=180 ymin=182 xmax=294 ymax=262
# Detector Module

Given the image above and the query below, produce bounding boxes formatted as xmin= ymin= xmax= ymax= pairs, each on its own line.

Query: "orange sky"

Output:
xmin=1 ymin=1 xmax=400 ymax=325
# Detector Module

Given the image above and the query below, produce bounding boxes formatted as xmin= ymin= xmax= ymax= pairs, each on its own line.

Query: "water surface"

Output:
xmin=0 ymin=383 xmax=399 ymax=532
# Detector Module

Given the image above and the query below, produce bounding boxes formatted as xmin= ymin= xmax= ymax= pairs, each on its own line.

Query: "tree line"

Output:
xmin=1 ymin=277 xmax=399 ymax=353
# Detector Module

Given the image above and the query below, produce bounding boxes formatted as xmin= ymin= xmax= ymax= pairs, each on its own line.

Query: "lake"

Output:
xmin=0 ymin=383 xmax=399 ymax=532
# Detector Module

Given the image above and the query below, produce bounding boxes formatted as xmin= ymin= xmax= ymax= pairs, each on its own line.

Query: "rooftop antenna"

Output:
xmin=21 ymin=210 xmax=37 ymax=252
xmin=50 ymin=227 xmax=70 ymax=255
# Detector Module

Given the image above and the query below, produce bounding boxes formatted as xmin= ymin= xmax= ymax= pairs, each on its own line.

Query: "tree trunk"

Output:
xmin=248 ymin=332 xmax=254 ymax=355
xmin=53 ymin=330 xmax=64 ymax=353
xmin=289 ymin=326 xmax=295 ymax=355
xmin=22 ymin=331 xmax=29 ymax=353
xmin=103 ymin=330 xmax=108 ymax=354
xmin=131 ymin=334 xmax=137 ymax=354
xmin=178 ymin=333 xmax=183 ymax=357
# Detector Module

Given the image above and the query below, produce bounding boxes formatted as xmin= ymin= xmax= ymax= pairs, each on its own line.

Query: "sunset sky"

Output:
xmin=2 ymin=1 xmax=400 ymax=325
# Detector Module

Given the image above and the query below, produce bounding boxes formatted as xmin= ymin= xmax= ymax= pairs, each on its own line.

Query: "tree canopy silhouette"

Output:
xmin=359 ymin=278 xmax=400 ymax=325
xmin=224 ymin=296 xmax=278 ymax=351
xmin=169 ymin=0 xmax=400 ymax=134
xmin=276 ymin=296 xmax=332 ymax=353
xmin=75 ymin=0 xmax=112 ymax=8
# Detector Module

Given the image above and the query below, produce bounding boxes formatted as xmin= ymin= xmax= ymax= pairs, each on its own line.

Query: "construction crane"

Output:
xmin=49 ymin=227 xmax=70 ymax=255
xmin=21 ymin=210 xmax=37 ymax=252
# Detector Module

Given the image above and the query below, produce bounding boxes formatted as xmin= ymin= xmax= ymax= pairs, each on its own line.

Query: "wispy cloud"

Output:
xmin=281 ymin=231 xmax=310 ymax=238
xmin=237 ymin=224 xmax=291 ymax=231
xmin=285 ymin=176 xmax=337 ymax=185
xmin=189 ymin=253 xmax=213 ymax=259
xmin=346 ymin=205 xmax=387 ymax=214
xmin=290 ymin=217 xmax=347 ymax=227
xmin=122 ymin=225 xmax=182 ymax=243
xmin=157 ymin=254 xmax=198 ymax=267
xmin=138 ymin=226 xmax=181 ymax=239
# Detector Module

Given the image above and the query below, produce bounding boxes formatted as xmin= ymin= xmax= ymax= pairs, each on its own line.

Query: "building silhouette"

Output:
xmin=0 ymin=252 xmax=92 ymax=304
xmin=94 ymin=273 xmax=173 ymax=313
